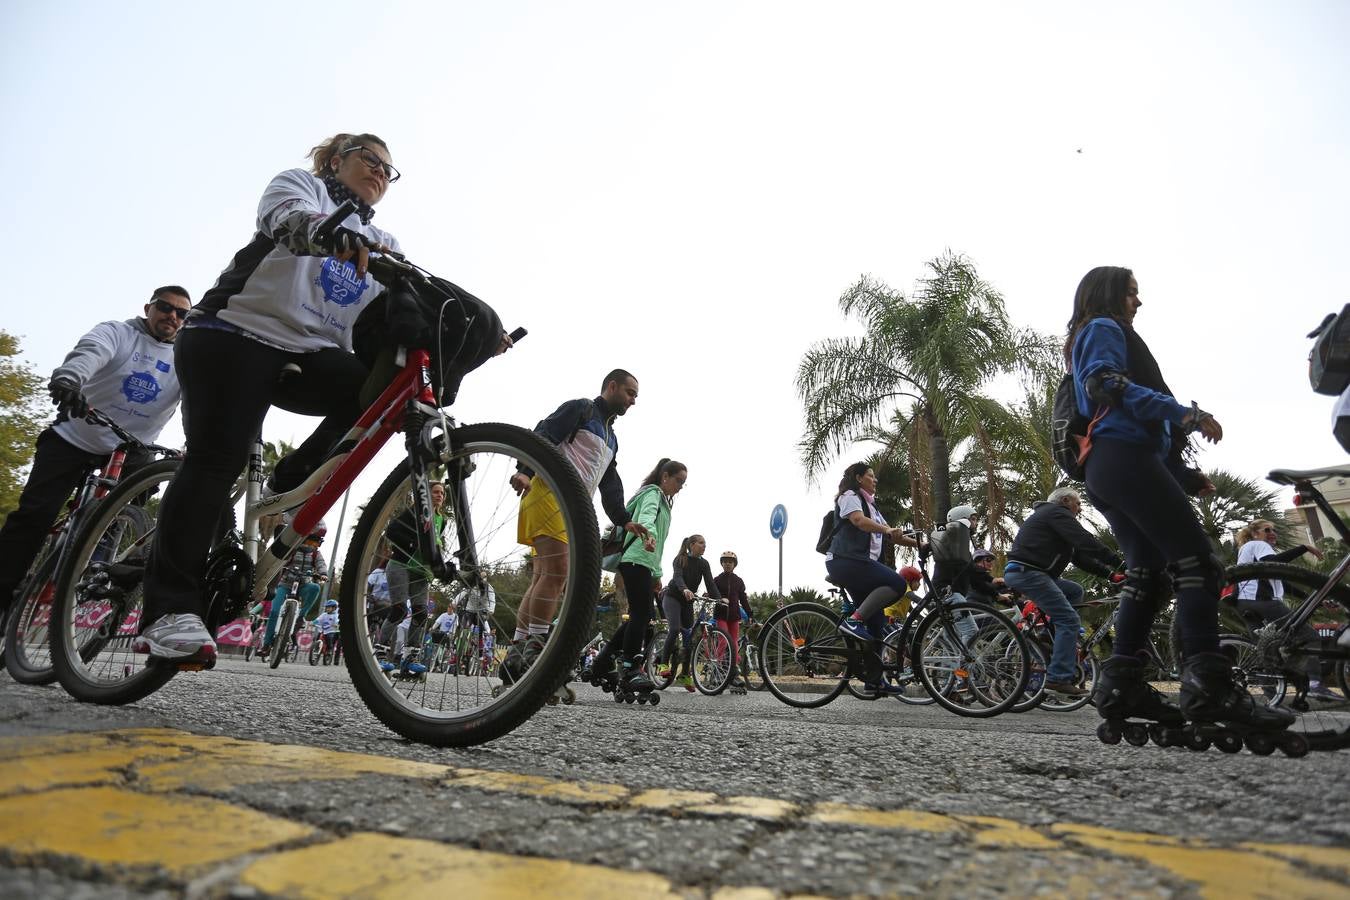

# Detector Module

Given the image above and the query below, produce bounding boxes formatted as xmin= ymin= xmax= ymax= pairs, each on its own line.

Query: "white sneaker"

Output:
xmin=133 ymin=613 xmax=217 ymax=661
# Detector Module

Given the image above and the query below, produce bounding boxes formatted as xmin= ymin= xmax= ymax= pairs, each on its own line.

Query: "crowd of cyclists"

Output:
xmin=1 ymin=130 xmax=1344 ymax=755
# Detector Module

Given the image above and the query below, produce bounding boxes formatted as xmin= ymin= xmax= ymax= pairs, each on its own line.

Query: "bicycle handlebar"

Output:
xmin=78 ymin=407 xmax=180 ymax=459
xmin=315 ymin=200 xmax=527 ymax=348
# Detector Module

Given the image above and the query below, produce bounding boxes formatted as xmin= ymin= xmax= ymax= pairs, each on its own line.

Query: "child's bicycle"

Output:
xmin=5 ymin=407 xmax=175 ymax=685
xmin=48 ymin=202 xmax=600 ymax=747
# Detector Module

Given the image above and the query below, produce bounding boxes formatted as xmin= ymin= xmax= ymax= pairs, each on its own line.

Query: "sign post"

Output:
xmin=769 ymin=504 xmax=788 ymax=599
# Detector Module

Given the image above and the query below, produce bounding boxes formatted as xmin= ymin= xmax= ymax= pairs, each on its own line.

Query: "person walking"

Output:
xmin=713 ymin=550 xmax=754 ymax=691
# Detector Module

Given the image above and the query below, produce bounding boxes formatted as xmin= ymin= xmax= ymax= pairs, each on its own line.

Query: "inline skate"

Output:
xmin=1178 ymin=652 xmax=1306 ymax=757
xmin=610 ymin=656 xmax=660 ymax=705
xmin=1093 ymin=655 xmax=1187 ymax=747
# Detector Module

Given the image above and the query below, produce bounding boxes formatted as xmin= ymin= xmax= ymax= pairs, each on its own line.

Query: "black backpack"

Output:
xmin=1051 ymin=372 xmax=1106 ymax=481
xmin=815 ymin=494 xmax=872 ymax=554
xmin=1308 ymin=304 xmax=1350 ymax=396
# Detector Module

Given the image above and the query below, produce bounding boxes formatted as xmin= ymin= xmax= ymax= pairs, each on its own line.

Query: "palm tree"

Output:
xmin=261 ymin=438 xmax=298 ymax=474
xmin=797 ymin=250 xmax=1053 ymax=527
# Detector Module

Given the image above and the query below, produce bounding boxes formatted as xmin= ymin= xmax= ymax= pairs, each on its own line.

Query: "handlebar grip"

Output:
xmin=508 ymin=327 xmax=527 ymax=343
xmin=314 ymin=200 xmax=359 ymax=245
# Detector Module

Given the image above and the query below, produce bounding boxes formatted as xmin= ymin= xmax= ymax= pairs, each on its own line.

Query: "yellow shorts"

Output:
xmin=517 ymin=476 xmax=569 ymax=545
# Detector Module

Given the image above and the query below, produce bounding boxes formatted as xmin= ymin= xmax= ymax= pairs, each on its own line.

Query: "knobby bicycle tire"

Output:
xmin=340 ymin=422 xmax=599 ymax=747
xmin=50 ymin=459 xmax=180 ymax=704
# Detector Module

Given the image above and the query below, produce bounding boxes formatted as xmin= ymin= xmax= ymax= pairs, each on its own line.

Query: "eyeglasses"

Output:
xmin=152 ymin=299 xmax=190 ymax=320
xmin=340 ymin=146 xmax=401 ymax=183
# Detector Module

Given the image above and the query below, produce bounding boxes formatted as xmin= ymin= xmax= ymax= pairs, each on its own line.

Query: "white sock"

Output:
xmin=528 ymin=624 xmax=550 ymax=638
xmin=513 ymin=629 xmax=528 ymax=642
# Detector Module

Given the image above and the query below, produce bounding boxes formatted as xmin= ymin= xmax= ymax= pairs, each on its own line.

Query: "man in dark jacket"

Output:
xmin=1003 ymin=487 xmax=1123 ymax=698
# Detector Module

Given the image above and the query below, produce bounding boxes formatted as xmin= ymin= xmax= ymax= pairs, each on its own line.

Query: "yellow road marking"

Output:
xmin=239 ymin=832 xmax=683 ymax=900
xmin=0 ymin=786 xmax=313 ymax=872
xmin=450 ymin=768 xmax=631 ymax=804
xmin=0 ymin=728 xmax=1345 ymax=900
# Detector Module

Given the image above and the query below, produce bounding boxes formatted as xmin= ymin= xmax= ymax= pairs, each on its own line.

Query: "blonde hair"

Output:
xmin=1235 ymin=519 xmax=1274 ymax=547
xmin=307 ymin=133 xmax=390 ymax=177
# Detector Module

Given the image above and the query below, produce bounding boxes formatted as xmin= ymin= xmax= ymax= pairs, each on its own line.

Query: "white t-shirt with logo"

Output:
xmin=198 ymin=169 xmax=402 ymax=353
xmin=1235 ymin=540 xmax=1281 ymax=600
xmin=51 ymin=318 xmax=182 ymax=454
xmin=433 ymin=611 xmax=457 ymax=635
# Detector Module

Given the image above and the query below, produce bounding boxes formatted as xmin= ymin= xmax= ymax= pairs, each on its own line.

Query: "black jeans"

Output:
xmin=595 ymin=563 xmax=656 ymax=670
xmin=0 ymin=428 xmax=150 ymax=611
xmin=1084 ymin=437 xmax=1217 ymax=659
xmin=142 ymin=327 xmax=367 ymax=622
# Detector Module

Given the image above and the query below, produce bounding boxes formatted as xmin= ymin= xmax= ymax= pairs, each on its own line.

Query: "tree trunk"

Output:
xmin=923 ymin=406 xmax=952 ymax=521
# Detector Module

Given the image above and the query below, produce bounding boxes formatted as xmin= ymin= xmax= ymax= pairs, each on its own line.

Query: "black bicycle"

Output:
xmin=5 ymin=409 xmax=174 ymax=684
xmin=1215 ymin=466 xmax=1350 ymax=752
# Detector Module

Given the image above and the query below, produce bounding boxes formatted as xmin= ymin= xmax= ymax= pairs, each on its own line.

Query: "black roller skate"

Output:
xmin=1179 ymin=652 xmax=1306 ymax=757
xmin=613 ymin=656 xmax=660 ymax=706
xmin=727 ymin=674 xmax=748 ymax=696
xmin=1093 ymin=655 xmax=1187 ymax=748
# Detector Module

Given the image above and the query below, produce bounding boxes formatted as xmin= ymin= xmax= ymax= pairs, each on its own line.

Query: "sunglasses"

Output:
xmin=152 ymin=299 xmax=190 ymax=320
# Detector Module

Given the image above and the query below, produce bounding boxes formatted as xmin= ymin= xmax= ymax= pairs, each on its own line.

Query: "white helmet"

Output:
xmin=947 ymin=504 xmax=976 ymax=525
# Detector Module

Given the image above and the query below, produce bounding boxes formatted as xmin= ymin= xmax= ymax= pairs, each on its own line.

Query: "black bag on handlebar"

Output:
xmin=1308 ymin=304 xmax=1350 ymax=396
xmin=353 ymin=277 xmax=502 ymax=407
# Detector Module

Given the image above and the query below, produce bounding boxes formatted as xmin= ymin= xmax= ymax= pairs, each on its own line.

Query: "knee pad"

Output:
xmin=1119 ymin=567 xmax=1172 ymax=615
xmin=1172 ymin=554 xmax=1223 ymax=595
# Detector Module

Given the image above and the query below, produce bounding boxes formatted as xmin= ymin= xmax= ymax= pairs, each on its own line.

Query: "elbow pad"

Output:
xmin=1084 ymin=369 xmax=1129 ymax=407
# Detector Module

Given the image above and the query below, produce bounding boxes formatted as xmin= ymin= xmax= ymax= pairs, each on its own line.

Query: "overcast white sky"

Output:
xmin=3 ymin=1 xmax=1347 ymax=593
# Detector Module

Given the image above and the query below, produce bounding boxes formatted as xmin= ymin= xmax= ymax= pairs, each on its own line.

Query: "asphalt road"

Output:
xmin=1 ymin=656 xmax=1348 ymax=898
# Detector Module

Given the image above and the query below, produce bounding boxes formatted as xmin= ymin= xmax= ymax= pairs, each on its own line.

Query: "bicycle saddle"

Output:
xmin=1268 ymin=465 xmax=1350 ymax=485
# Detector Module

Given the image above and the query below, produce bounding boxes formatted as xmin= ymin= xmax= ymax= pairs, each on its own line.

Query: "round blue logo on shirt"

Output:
xmin=122 ymin=371 xmax=162 ymax=405
xmin=317 ymin=257 xmax=369 ymax=307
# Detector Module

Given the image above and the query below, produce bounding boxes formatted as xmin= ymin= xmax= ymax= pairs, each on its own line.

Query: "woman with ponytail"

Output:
xmin=658 ymin=534 xmax=721 ymax=691
xmin=590 ymin=458 xmax=686 ymax=694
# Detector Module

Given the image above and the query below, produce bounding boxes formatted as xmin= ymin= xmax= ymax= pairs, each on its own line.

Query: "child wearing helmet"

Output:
xmin=261 ymin=516 xmax=329 ymax=659
xmin=315 ymin=598 xmax=340 ymax=661
xmin=886 ymin=565 xmax=924 ymax=624
xmin=713 ymin=550 xmax=754 ymax=690
xmin=927 ymin=504 xmax=981 ymax=645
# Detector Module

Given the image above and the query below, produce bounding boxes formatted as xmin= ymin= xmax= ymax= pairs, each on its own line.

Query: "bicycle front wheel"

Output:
xmin=648 ymin=627 xmax=675 ymax=690
xmin=914 ymin=602 xmax=1030 ymax=718
xmin=340 ymin=422 xmax=599 ymax=747
xmin=757 ymin=602 xmax=849 ymax=708
xmin=50 ymin=459 xmax=179 ymax=704
xmin=691 ymin=626 xmax=732 ymax=695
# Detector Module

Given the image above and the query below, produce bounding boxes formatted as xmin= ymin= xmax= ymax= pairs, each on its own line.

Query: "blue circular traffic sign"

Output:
xmin=769 ymin=504 xmax=788 ymax=539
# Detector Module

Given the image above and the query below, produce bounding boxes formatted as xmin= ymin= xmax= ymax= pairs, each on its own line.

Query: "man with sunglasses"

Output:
xmin=0 ymin=286 xmax=189 ymax=621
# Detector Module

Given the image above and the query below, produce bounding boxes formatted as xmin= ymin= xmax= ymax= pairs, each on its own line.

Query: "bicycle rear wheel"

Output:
xmin=340 ymin=422 xmax=598 ymax=747
xmin=50 ymin=459 xmax=179 ymax=704
xmin=757 ymin=602 xmax=849 ymax=708
xmin=914 ymin=602 xmax=1030 ymax=718
xmin=270 ymin=604 xmax=295 ymax=670
xmin=648 ymin=627 xmax=676 ymax=689
xmin=691 ymin=626 xmax=733 ymax=695
xmin=741 ymin=637 xmax=765 ymax=691
xmin=1222 ymin=562 xmax=1350 ymax=751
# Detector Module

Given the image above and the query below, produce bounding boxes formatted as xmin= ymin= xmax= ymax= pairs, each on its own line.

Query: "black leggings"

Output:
xmin=1085 ymin=437 xmax=1218 ymax=659
xmin=143 ymin=327 xmax=367 ymax=622
xmin=597 ymin=562 xmax=656 ymax=666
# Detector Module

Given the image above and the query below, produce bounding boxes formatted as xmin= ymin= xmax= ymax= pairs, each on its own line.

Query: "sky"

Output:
xmin=3 ymin=1 xmax=1348 ymax=595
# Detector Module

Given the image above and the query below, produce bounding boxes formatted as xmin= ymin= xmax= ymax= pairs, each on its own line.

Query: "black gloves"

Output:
xmin=48 ymin=375 xmax=88 ymax=419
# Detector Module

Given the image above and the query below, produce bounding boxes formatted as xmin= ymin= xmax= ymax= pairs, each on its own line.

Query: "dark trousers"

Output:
xmin=142 ymin=327 xmax=367 ymax=622
xmin=595 ymin=563 xmax=656 ymax=669
xmin=0 ymin=428 xmax=148 ymax=610
xmin=1085 ymin=438 xmax=1217 ymax=659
